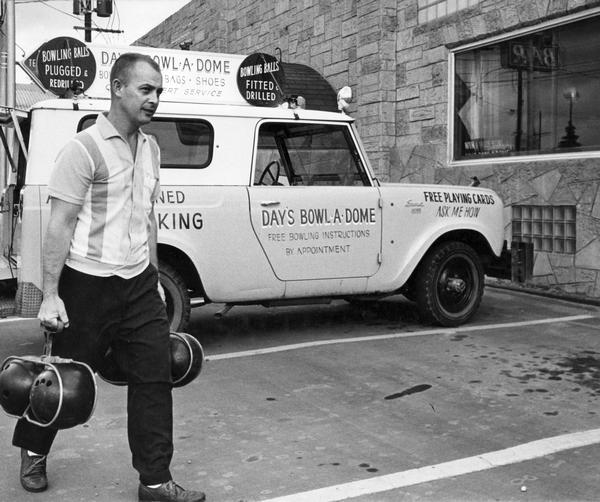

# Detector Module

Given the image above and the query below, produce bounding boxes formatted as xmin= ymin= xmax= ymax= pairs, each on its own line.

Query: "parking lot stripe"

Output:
xmin=207 ymin=314 xmax=594 ymax=361
xmin=0 ymin=316 xmax=37 ymax=325
xmin=261 ymin=428 xmax=600 ymax=502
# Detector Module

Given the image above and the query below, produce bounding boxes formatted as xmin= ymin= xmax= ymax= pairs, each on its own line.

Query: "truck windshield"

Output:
xmin=254 ymin=122 xmax=369 ymax=186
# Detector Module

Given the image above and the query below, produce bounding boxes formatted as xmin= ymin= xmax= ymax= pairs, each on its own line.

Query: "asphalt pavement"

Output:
xmin=0 ymin=286 xmax=599 ymax=502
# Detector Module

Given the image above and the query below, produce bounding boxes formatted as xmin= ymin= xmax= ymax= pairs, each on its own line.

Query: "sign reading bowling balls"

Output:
xmin=34 ymin=37 xmax=96 ymax=96
xmin=236 ymin=53 xmax=285 ymax=107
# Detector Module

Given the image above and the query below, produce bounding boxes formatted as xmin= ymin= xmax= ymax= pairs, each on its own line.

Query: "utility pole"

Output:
xmin=0 ymin=2 xmax=7 ymax=122
xmin=73 ymin=0 xmax=119 ymax=42
xmin=73 ymin=0 xmax=92 ymax=42
xmin=84 ymin=1 xmax=92 ymax=42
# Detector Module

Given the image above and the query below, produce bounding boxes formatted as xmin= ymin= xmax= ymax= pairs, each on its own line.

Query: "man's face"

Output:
xmin=118 ymin=61 xmax=163 ymax=127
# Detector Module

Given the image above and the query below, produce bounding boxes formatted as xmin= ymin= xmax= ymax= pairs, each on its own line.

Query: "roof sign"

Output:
xmin=236 ymin=53 xmax=285 ymax=107
xmin=22 ymin=38 xmax=248 ymax=105
xmin=91 ymin=45 xmax=247 ymax=104
xmin=24 ymin=37 xmax=96 ymax=96
xmin=21 ymin=38 xmax=337 ymax=111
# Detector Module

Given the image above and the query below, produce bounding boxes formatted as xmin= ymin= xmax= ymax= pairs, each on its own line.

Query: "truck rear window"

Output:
xmin=79 ymin=116 xmax=213 ymax=169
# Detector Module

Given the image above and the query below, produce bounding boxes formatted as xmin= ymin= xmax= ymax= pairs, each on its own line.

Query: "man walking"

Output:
xmin=14 ymin=53 xmax=206 ymax=502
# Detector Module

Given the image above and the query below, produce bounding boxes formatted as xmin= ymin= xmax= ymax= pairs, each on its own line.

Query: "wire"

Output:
xmin=17 ymin=0 xmax=112 ymax=44
xmin=16 ymin=0 xmax=82 ymax=21
xmin=113 ymin=1 xmax=122 ymax=44
xmin=96 ymin=2 xmax=117 ymax=44
xmin=109 ymin=0 xmax=117 ymax=31
xmin=0 ymin=27 xmax=27 ymax=56
xmin=107 ymin=0 xmax=126 ymax=45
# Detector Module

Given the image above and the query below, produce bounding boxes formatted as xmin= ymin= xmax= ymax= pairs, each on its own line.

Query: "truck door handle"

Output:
xmin=260 ymin=201 xmax=281 ymax=206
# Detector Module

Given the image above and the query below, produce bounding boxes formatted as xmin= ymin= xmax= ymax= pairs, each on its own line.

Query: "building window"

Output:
xmin=453 ymin=15 xmax=600 ymax=160
xmin=418 ymin=0 xmax=479 ymax=24
xmin=512 ymin=205 xmax=576 ymax=253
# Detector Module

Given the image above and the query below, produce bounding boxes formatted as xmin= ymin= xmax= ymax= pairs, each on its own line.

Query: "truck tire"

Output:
xmin=415 ymin=241 xmax=484 ymax=327
xmin=159 ymin=261 xmax=191 ymax=332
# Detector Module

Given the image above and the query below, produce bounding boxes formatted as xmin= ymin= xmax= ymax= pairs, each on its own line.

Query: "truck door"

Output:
xmin=248 ymin=121 xmax=382 ymax=283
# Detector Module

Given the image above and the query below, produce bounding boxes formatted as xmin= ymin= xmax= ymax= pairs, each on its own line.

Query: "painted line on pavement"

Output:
xmin=207 ymin=314 xmax=594 ymax=361
xmin=0 ymin=316 xmax=37 ymax=325
xmin=261 ymin=428 xmax=600 ymax=502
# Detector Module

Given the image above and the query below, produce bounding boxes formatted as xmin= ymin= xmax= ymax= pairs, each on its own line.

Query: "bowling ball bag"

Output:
xmin=98 ymin=332 xmax=204 ymax=388
xmin=0 ymin=357 xmax=44 ymax=417
xmin=26 ymin=359 xmax=97 ymax=429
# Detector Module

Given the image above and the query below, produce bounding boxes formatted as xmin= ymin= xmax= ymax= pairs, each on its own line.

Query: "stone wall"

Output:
xmin=138 ymin=0 xmax=600 ymax=297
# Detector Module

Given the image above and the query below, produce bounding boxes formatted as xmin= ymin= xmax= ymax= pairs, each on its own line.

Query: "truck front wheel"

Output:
xmin=159 ymin=261 xmax=191 ymax=332
xmin=415 ymin=241 xmax=484 ymax=326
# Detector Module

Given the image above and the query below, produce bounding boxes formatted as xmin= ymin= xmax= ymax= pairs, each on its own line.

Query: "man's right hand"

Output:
xmin=38 ymin=293 xmax=70 ymax=333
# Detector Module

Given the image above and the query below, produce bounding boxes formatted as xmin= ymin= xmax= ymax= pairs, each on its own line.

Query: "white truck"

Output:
xmin=0 ymin=43 xmax=530 ymax=331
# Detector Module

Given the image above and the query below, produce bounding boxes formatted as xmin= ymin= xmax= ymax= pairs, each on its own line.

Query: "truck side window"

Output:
xmin=79 ymin=116 xmax=213 ymax=169
xmin=254 ymin=122 xmax=369 ymax=186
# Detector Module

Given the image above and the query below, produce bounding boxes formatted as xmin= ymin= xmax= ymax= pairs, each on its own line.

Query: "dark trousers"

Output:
xmin=13 ymin=264 xmax=174 ymax=485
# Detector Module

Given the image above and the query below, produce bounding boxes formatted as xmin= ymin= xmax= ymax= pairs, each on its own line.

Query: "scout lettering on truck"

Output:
xmin=0 ymin=45 xmax=532 ymax=330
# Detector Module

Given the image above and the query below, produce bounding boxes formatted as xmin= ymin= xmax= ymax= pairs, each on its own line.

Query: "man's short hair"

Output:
xmin=110 ymin=53 xmax=161 ymax=85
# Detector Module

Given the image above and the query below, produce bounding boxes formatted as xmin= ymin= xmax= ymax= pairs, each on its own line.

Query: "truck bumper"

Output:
xmin=485 ymin=241 xmax=534 ymax=283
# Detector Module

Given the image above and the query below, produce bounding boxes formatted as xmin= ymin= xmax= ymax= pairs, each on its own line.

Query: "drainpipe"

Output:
xmin=0 ymin=0 xmax=15 ymax=256
xmin=0 ymin=0 xmax=14 ymax=192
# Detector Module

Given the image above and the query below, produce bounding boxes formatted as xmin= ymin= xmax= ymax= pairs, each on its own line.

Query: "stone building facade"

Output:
xmin=138 ymin=0 xmax=600 ymax=298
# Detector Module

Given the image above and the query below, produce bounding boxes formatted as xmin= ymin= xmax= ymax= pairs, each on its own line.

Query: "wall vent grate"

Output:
xmin=512 ymin=205 xmax=576 ymax=254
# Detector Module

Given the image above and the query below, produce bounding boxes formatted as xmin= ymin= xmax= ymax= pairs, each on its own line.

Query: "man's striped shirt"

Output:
xmin=48 ymin=112 xmax=160 ymax=279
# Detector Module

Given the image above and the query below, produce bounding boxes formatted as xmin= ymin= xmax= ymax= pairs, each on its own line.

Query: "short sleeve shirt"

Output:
xmin=48 ymin=113 xmax=161 ymax=278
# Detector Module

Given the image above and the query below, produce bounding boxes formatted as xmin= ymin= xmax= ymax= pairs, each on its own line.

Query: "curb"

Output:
xmin=486 ymin=279 xmax=600 ymax=308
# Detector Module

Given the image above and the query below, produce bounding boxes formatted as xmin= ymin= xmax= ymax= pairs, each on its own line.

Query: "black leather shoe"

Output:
xmin=20 ymin=448 xmax=48 ymax=492
xmin=138 ymin=480 xmax=206 ymax=502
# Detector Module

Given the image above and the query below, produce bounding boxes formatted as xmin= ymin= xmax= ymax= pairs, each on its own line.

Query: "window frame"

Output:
xmin=448 ymin=7 xmax=600 ymax=166
xmin=251 ymin=119 xmax=372 ymax=187
xmin=78 ymin=115 xmax=214 ymax=169
xmin=417 ymin=0 xmax=480 ymax=24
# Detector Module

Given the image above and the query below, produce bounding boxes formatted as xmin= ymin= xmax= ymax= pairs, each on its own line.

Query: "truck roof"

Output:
xmin=29 ymin=97 xmax=354 ymax=122
xmin=22 ymin=41 xmax=341 ymax=113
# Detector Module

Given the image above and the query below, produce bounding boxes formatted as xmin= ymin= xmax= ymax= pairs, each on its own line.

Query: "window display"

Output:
xmin=453 ymin=16 xmax=600 ymax=160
